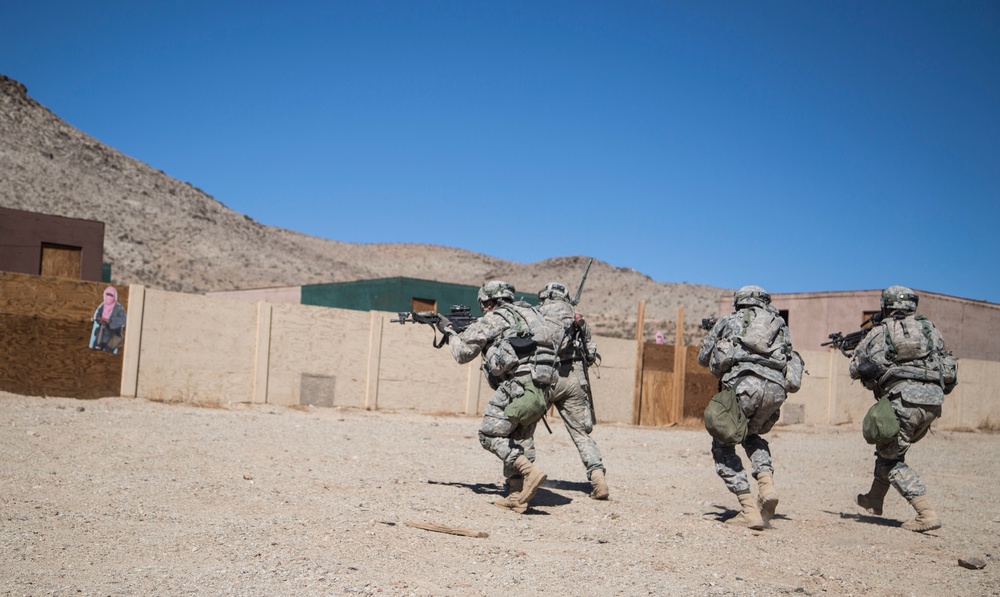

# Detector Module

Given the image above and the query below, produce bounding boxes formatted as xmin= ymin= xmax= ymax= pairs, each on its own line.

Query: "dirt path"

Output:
xmin=2 ymin=392 xmax=997 ymax=596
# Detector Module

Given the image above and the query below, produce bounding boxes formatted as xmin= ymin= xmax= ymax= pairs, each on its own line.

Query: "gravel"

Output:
xmin=2 ymin=392 xmax=997 ymax=596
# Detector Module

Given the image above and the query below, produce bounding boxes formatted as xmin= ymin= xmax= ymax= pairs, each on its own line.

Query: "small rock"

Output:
xmin=958 ymin=557 xmax=986 ymax=570
xmin=77 ymin=406 xmax=85 ymax=412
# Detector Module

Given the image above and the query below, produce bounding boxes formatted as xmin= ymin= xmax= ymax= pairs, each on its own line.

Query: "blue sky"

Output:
xmin=3 ymin=1 xmax=998 ymax=302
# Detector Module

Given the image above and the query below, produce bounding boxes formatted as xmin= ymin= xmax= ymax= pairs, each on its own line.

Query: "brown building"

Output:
xmin=716 ymin=289 xmax=1000 ymax=362
xmin=0 ymin=206 xmax=105 ymax=281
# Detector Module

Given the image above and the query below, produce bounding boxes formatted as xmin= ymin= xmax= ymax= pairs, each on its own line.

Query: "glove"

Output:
xmin=586 ymin=351 xmax=600 ymax=366
xmin=436 ymin=315 xmax=452 ymax=335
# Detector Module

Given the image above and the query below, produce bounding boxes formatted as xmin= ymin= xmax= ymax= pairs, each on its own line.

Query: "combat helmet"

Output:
xmin=478 ymin=280 xmax=515 ymax=310
xmin=733 ymin=285 xmax=771 ymax=309
xmin=538 ymin=282 xmax=570 ymax=303
xmin=881 ymin=285 xmax=918 ymax=315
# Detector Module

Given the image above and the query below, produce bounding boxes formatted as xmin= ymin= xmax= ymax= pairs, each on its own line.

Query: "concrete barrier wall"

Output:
xmin=264 ymin=302 xmax=373 ymax=408
xmin=374 ymin=313 xmax=480 ymax=414
xmin=134 ymin=289 xmax=258 ymax=403
xmin=586 ymin=336 xmax=638 ymax=424
xmin=4 ymin=275 xmax=998 ymax=431
xmin=783 ymin=349 xmax=876 ymax=427
xmin=935 ymin=358 xmax=999 ymax=430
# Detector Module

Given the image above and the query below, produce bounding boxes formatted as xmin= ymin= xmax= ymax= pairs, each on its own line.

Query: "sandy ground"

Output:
xmin=1 ymin=392 xmax=998 ymax=596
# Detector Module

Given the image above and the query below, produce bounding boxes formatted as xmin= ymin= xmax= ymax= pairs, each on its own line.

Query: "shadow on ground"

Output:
xmin=829 ymin=510 xmax=904 ymax=528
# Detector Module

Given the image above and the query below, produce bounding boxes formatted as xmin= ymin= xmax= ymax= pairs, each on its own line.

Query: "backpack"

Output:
xmin=715 ymin=306 xmax=789 ymax=374
xmin=939 ymin=351 xmax=958 ymax=394
xmin=738 ymin=307 xmax=785 ymax=356
xmin=704 ymin=387 xmax=748 ymax=445
xmin=877 ymin=315 xmax=957 ymax=393
xmin=784 ymin=350 xmax=805 ymax=393
xmin=883 ymin=315 xmax=935 ymax=363
xmin=495 ymin=303 xmax=562 ymax=387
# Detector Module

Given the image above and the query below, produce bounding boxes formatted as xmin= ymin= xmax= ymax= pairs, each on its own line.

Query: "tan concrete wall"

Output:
xmin=373 ymin=311 xmax=477 ymax=414
xmin=206 ymin=286 xmax=302 ymax=304
xmin=116 ymin=289 xmax=1000 ymax=431
xmin=587 ymin=336 xmax=638 ymax=424
xmin=783 ymin=348 xmax=875 ymax=427
xmin=135 ymin=289 xmax=257 ymax=404
xmin=264 ymin=303 xmax=372 ymax=408
xmin=935 ymin=359 xmax=999 ymax=430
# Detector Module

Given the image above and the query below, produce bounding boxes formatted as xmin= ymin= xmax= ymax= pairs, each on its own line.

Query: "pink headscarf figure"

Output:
xmin=655 ymin=331 xmax=664 ymax=345
xmin=101 ymin=286 xmax=117 ymax=320
xmin=91 ymin=285 xmax=126 ymax=353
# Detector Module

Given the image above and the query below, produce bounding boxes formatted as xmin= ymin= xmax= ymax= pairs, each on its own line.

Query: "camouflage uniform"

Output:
xmin=698 ymin=308 xmax=791 ymax=495
xmin=447 ymin=303 xmax=545 ymax=481
xmin=537 ymin=297 xmax=606 ymax=482
xmin=849 ymin=309 xmax=949 ymax=500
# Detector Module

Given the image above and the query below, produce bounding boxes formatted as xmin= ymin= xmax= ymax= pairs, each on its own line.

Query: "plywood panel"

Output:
xmin=40 ymin=245 xmax=82 ymax=279
xmin=683 ymin=346 xmax=718 ymax=419
xmin=0 ymin=272 xmax=127 ymax=399
xmin=640 ymin=344 xmax=675 ymax=426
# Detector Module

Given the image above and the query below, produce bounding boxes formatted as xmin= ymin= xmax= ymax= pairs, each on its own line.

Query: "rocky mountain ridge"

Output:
xmin=0 ymin=74 xmax=728 ymax=340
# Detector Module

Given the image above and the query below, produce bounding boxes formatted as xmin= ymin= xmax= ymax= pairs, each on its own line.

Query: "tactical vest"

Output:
xmin=875 ymin=314 xmax=957 ymax=393
xmin=734 ymin=306 xmax=789 ymax=371
xmin=708 ymin=306 xmax=791 ymax=387
xmin=493 ymin=302 xmax=561 ymax=387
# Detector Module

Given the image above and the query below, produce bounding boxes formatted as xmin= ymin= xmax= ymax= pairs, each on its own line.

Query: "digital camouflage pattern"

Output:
xmin=698 ymin=305 xmax=792 ymax=387
xmin=708 ymin=375 xmax=786 ymax=494
xmin=712 ymin=434 xmax=775 ymax=495
xmin=699 ymin=290 xmax=794 ymax=497
xmin=538 ymin=298 xmax=605 ymax=478
xmin=448 ymin=300 xmax=551 ymax=477
xmin=849 ymin=294 xmax=954 ymax=502
xmin=871 ymin=398 xmax=941 ymax=499
xmin=849 ymin=314 xmax=949 ymax=406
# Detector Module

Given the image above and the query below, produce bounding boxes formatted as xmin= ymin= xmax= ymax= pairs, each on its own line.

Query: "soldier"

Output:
xmin=536 ymin=282 xmax=610 ymax=500
xmin=698 ymin=285 xmax=801 ymax=529
xmin=849 ymin=286 xmax=957 ymax=532
xmin=437 ymin=280 xmax=559 ymax=513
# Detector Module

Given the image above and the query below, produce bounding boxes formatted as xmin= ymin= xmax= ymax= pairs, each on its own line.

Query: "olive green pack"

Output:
xmin=503 ymin=379 xmax=549 ymax=426
xmin=704 ymin=387 xmax=748 ymax=445
xmin=862 ymin=396 xmax=900 ymax=445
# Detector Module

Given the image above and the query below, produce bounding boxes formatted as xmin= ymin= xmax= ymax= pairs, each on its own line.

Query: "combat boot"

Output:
xmin=494 ymin=478 xmax=527 ymax=514
xmin=589 ymin=469 xmax=610 ymax=500
xmin=856 ymin=478 xmax=891 ymax=516
xmin=755 ymin=472 xmax=778 ymax=524
xmin=901 ymin=495 xmax=942 ymax=532
xmin=513 ymin=455 xmax=547 ymax=507
xmin=728 ymin=491 xmax=764 ymax=530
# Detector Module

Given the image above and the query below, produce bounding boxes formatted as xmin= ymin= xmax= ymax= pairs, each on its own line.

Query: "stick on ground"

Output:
xmin=404 ymin=521 xmax=489 ymax=538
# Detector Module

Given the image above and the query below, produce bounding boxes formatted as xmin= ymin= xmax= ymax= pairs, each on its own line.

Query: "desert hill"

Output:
xmin=0 ymin=74 xmax=728 ymax=340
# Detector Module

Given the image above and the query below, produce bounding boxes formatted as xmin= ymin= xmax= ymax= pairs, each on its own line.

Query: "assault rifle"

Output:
xmin=570 ymin=258 xmax=598 ymax=425
xmin=390 ymin=305 xmax=477 ymax=349
xmin=571 ymin=257 xmax=593 ymax=306
xmin=822 ymin=312 xmax=884 ymax=357
xmin=701 ymin=317 xmax=718 ymax=331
